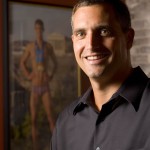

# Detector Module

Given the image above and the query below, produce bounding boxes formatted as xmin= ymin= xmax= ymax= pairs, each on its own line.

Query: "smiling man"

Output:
xmin=51 ymin=0 xmax=150 ymax=149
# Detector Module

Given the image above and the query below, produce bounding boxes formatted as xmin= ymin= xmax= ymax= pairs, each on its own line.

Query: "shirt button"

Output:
xmin=96 ymin=147 xmax=101 ymax=150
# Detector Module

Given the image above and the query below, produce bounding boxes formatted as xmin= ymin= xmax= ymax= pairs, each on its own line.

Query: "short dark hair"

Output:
xmin=72 ymin=0 xmax=131 ymax=32
xmin=34 ymin=19 xmax=44 ymax=30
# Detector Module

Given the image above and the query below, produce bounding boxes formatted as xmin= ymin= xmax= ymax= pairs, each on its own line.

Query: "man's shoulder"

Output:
xmin=58 ymin=98 xmax=80 ymax=119
xmin=57 ymin=87 xmax=92 ymax=123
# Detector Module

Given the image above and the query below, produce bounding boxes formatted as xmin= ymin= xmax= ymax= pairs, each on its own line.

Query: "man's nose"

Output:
xmin=85 ymin=32 xmax=101 ymax=50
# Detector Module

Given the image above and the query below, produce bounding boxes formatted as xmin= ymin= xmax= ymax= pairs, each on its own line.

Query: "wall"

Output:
xmin=126 ymin=0 xmax=150 ymax=76
xmin=0 ymin=0 xmax=4 ymax=149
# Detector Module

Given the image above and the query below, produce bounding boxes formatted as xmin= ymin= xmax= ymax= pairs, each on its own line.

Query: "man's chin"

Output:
xmin=87 ymin=71 xmax=103 ymax=79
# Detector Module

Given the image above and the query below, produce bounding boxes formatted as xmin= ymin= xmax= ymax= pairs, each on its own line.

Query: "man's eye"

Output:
xmin=100 ymin=28 xmax=112 ymax=37
xmin=75 ymin=31 xmax=85 ymax=39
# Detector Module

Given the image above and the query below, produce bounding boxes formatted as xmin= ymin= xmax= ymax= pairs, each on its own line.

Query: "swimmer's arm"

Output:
xmin=48 ymin=44 xmax=57 ymax=79
xmin=20 ymin=44 xmax=32 ymax=80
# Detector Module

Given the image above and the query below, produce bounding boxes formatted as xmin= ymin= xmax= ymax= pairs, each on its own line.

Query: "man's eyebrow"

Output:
xmin=73 ymin=28 xmax=85 ymax=33
xmin=96 ymin=24 xmax=112 ymax=29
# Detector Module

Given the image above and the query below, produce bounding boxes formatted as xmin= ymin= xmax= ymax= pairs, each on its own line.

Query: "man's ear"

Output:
xmin=126 ymin=28 xmax=135 ymax=50
xmin=71 ymin=34 xmax=74 ymax=42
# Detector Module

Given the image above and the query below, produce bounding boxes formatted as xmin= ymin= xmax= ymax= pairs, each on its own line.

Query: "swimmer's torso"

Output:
xmin=28 ymin=41 xmax=51 ymax=86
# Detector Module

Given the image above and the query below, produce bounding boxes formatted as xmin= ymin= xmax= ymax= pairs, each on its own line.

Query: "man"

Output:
xmin=51 ymin=0 xmax=150 ymax=149
xmin=20 ymin=19 xmax=57 ymax=150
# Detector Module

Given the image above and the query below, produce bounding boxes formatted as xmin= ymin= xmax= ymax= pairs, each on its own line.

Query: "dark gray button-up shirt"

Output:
xmin=51 ymin=67 xmax=150 ymax=150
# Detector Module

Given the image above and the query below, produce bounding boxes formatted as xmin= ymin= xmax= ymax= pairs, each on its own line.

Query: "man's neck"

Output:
xmin=91 ymin=81 xmax=120 ymax=111
xmin=90 ymin=67 xmax=133 ymax=111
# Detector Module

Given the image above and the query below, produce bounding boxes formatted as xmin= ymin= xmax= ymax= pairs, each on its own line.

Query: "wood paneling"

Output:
xmin=10 ymin=0 xmax=77 ymax=7
xmin=0 ymin=0 xmax=4 ymax=148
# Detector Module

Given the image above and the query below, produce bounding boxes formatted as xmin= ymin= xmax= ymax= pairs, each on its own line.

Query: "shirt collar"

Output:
xmin=73 ymin=87 xmax=92 ymax=115
xmin=119 ymin=66 xmax=149 ymax=111
xmin=73 ymin=66 xmax=149 ymax=115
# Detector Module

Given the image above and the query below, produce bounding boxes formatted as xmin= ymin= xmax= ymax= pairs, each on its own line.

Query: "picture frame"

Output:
xmin=5 ymin=1 xmax=79 ymax=149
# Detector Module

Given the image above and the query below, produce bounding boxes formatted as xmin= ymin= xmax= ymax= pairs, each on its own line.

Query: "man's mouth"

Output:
xmin=86 ymin=54 xmax=109 ymax=60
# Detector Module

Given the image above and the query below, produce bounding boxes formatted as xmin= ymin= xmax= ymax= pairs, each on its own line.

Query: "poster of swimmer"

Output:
xmin=9 ymin=2 xmax=78 ymax=150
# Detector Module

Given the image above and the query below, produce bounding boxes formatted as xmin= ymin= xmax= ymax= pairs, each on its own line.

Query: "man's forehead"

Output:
xmin=73 ymin=5 xmax=117 ymax=25
xmin=74 ymin=3 xmax=115 ymax=14
xmin=73 ymin=4 xmax=116 ymax=21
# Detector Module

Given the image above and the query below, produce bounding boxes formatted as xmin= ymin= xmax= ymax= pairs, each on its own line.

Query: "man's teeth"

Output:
xmin=86 ymin=55 xmax=106 ymax=60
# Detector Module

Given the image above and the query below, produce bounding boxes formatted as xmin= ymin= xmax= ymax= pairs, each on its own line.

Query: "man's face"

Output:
xmin=34 ymin=23 xmax=43 ymax=38
xmin=72 ymin=4 xmax=134 ymax=81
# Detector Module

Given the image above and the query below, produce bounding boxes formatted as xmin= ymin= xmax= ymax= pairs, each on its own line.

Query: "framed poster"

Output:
xmin=8 ymin=2 xmax=78 ymax=150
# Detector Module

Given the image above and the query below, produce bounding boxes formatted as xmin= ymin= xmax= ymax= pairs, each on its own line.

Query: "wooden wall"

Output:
xmin=13 ymin=0 xmax=76 ymax=6
xmin=0 ymin=0 xmax=4 ymax=149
